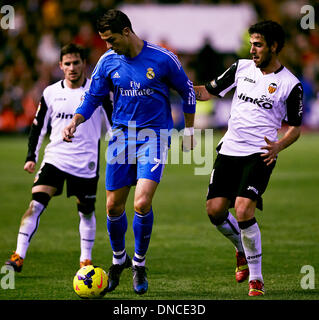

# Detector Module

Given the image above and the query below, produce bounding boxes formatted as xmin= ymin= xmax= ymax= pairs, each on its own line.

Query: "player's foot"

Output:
xmin=248 ymin=280 xmax=264 ymax=296
xmin=235 ymin=251 xmax=249 ymax=283
xmin=106 ymin=254 xmax=132 ymax=292
xmin=5 ymin=252 xmax=24 ymax=272
xmin=132 ymin=265 xmax=148 ymax=295
xmin=80 ymin=259 xmax=92 ymax=268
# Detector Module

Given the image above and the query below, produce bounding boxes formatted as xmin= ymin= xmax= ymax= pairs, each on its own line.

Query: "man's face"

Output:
xmin=249 ymin=33 xmax=273 ymax=69
xmin=59 ymin=53 xmax=85 ymax=83
xmin=99 ymin=28 xmax=129 ymax=55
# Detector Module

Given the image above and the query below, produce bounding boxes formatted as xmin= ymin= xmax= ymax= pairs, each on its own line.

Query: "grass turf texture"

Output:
xmin=0 ymin=131 xmax=318 ymax=300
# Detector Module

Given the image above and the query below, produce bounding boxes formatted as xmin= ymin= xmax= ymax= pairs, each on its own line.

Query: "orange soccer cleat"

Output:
xmin=80 ymin=259 xmax=92 ymax=268
xmin=235 ymin=251 xmax=249 ymax=283
xmin=249 ymin=280 xmax=265 ymax=296
xmin=5 ymin=252 xmax=24 ymax=272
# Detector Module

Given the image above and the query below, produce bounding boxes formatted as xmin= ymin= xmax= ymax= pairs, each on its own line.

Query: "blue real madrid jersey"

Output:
xmin=76 ymin=41 xmax=196 ymax=130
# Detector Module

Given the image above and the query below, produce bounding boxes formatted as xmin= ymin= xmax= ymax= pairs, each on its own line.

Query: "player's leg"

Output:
xmin=6 ymin=163 xmax=65 ymax=272
xmin=235 ymin=153 xmax=276 ymax=296
xmin=130 ymin=129 xmax=168 ymax=294
xmin=68 ymin=174 xmax=99 ymax=268
xmin=235 ymin=197 xmax=264 ymax=296
xmin=76 ymin=197 xmax=96 ymax=267
xmin=105 ymin=186 xmax=132 ymax=292
xmin=133 ymin=178 xmax=157 ymax=266
xmin=130 ymin=178 xmax=157 ymax=294
xmin=107 ymin=186 xmax=131 ymax=263
xmin=206 ymin=154 xmax=249 ymax=282
xmin=206 ymin=197 xmax=244 ymax=251
xmin=6 ymin=185 xmax=55 ymax=272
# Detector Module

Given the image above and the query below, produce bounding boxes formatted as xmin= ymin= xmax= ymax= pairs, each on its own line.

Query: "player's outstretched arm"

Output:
xmin=62 ymin=114 xmax=85 ymax=142
xmin=194 ymin=85 xmax=213 ymax=101
xmin=24 ymin=161 xmax=36 ymax=173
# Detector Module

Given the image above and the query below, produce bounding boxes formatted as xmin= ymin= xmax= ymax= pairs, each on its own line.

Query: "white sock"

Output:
xmin=16 ymin=200 xmax=45 ymax=259
xmin=112 ymin=249 xmax=127 ymax=265
xmin=132 ymin=253 xmax=146 ymax=267
xmin=79 ymin=211 xmax=96 ymax=262
xmin=216 ymin=212 xmax=244 ymax=253
xmin=240 ymin=222 xmax=263 ymax=282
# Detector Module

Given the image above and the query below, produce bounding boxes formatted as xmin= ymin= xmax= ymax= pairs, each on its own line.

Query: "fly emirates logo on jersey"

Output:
xmin=237 ymin=93 xmax=275 ymax=110
xmin=119 ymin=81 xmax=154 ymax=97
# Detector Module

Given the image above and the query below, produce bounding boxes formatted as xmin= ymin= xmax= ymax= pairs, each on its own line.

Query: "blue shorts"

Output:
xmin=105 ymin=127 xmax=170 ymax=190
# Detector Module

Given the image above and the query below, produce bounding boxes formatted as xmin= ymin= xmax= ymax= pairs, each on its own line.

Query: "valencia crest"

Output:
xmin=268 ymin=83 xmax=277 ymax=94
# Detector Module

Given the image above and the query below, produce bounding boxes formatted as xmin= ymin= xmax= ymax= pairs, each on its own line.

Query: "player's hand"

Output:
xmin=260 ymin=136 xmax=280 ymax=166
xmin=182 ymin=128 xmax=197 ymax=152
xmin=62 ymin=122 xmax=76 ymax=142
xmin=24 ymin=161 xmax=36 ymax=173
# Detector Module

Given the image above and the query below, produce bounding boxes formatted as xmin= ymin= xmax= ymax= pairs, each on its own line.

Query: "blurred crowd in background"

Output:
xmin=0 ymin=0 xmax=319 ymax=132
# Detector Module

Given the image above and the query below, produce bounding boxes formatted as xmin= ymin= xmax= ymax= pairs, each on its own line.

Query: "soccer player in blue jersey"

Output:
xmin=63 ymin=9 xmax=196 ymax=295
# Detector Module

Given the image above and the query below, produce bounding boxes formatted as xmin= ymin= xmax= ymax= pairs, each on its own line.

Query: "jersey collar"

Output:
xmin=274 ymin=65 xmax=284 ymax=74
xmin=61 ymin=78 xmax=87 ymax=89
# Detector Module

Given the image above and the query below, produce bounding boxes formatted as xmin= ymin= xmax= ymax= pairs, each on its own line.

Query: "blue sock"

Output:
xmin=133 ymin=208 xmax=154 ymax=266
xmin=107 ymin=211 xmax=128 ymax=264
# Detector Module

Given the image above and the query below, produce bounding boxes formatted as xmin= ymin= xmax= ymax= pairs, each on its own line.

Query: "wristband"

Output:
xmin=184 ymin=127 xmax=194 ymax=136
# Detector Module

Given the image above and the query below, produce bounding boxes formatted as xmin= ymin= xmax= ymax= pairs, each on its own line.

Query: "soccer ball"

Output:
xmin=73 ymin=265 xmax=108 ymax=299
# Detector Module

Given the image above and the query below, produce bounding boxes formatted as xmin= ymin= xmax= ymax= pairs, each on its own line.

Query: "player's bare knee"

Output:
xmin=206 ymin=199 xmax=228 ymax=225
xmin=107 ymin=199 xmax=125 ymax=217
xmin=234 ymin=204 xmax=254 ymax=222
xmin=134 ymin=196 xmax=152 ymax=214
xmin=206 ymin=200 xmax=226 ymax=217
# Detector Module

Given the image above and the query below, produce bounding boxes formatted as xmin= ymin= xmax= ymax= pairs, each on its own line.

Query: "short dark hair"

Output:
xmin=96 ymin=9 xmax=133 ymax=34
xmin=248 ymin=20 xmax=285 ymax=53
xmin=60 ymin=43 xmax=87 ymax=62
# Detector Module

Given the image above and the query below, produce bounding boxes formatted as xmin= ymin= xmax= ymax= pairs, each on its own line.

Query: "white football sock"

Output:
xmin=132 ymin=253 xmax=146 ymax=267
xmin=216 ymin=212 xmax=244 ymax=253
xmin=112 ymin=249 xmax=127 ymax=265
xmin=240 ymin=222 xmax=263 ymax=282
xmin=16 ymin=200 xmax=45 ymax=259
xmin=79 ymin=211 xmax=96 ymax=262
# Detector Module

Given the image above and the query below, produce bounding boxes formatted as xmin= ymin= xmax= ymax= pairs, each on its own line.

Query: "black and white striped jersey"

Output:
xmin=205 ymin=59 xmax=303 ymax=156
xmin=26 ymin=79 xmax=111 ymax=178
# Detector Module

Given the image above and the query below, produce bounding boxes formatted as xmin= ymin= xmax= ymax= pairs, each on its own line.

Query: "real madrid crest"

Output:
xmin=268 ymin=83 xmax=277 ymax=94
xmin=146 ymin=68 xmax=155 ymax=80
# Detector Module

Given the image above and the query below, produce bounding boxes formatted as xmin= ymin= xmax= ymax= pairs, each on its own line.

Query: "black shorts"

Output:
xmin=206 ymin=153 xmax=276 ymax=210
xmin=33 ymin=163 xmax=98 ymax=200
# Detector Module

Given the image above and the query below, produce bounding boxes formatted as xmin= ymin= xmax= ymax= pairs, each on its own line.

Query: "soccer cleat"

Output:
xmin=5 ymin=252 xmax=24 ymax=272
xmin=132 ymin=265 xmax=148 ymax=295
xmin=235 ymin=251 xmax=249 ymax=283
xmin=106 ymin=254 xmax=132 ymax=292
xmin=80 ymin=259 xmax=92 ymax=268
xmin=248 ymin=280 xmax=265 ymax=296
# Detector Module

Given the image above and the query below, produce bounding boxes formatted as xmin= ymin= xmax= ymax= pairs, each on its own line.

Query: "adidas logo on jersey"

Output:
xmin=113 ymin=72 xmax=120 ymax=78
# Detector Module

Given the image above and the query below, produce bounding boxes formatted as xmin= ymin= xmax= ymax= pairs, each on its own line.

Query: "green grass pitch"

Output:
xmin=0 ymin=131 xmax=318 ymax=300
